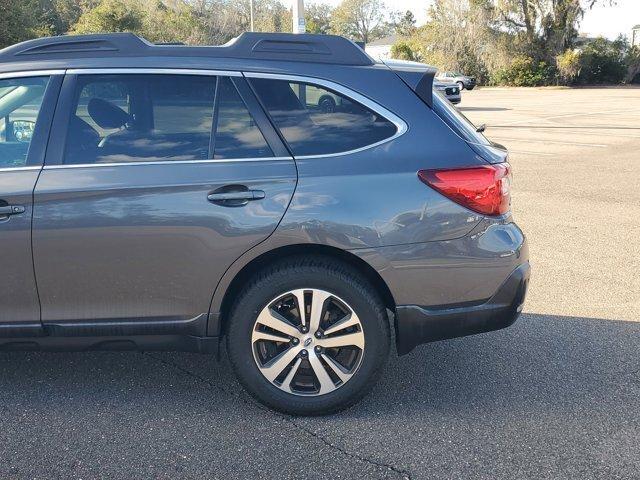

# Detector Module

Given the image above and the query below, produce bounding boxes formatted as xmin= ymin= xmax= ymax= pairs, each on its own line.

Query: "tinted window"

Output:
xmin=0 ymin=76 xmax=49 ymax=168
xmin=213 ymin=77 xmax=273 ymax=159
xmin=432 ymin=90 xmax=490 ymax=146
xmin=250 ymin=78 xmax=397 ymax=156
xmin=65 ymin=74 xmax=216 ymax=164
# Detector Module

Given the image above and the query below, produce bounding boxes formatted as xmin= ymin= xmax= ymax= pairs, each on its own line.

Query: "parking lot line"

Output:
xmin=491 ymin=137 xmax=609 ymax=148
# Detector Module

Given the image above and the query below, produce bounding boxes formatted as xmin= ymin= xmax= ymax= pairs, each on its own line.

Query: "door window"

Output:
xmin=250 ymin=78 xmax=397 ymax=156
xmin=64 ymin=74 xmax=217 ymax=164
xmin=213 ymin=77 xmax=273 ymax=159
xmin=0 ymin=76 xmax=49 ymax=168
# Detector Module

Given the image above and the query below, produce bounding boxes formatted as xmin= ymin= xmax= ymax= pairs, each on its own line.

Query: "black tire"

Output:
xmin=226 ymin=256 xmax=390 ymax=416
xmin=318 ymin=95 xmax=337 ymax=113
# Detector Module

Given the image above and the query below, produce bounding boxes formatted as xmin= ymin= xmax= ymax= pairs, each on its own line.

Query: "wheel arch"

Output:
xmin=211 ymin=244 xmax=396 ymax=337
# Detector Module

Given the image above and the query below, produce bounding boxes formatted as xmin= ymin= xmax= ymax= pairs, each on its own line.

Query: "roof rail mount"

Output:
xmin=0 ymin=32 xmax=375 ymax=67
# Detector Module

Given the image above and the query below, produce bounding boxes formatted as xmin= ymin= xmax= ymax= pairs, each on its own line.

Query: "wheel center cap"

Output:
xmin=303 ymin=337 xmax=313 ymax=347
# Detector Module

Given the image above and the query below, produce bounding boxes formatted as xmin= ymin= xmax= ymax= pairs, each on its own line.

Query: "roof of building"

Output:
xmin=366 ymin=35 xmax=398 ymax=47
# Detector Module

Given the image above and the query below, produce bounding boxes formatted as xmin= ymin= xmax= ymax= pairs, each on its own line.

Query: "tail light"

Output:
xmin=417 ymin=163 xmax=512 ymax=216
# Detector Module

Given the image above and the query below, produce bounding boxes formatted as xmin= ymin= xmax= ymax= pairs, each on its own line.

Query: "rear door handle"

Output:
xmin=0 ymin=205 xmax=26 ymax=216
xmin=207 ymin=190 xmax=265 ymax=203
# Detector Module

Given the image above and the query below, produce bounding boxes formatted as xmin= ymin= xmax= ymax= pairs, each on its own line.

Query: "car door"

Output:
xmin=0 ymin=73 xmax=60 ymax=334
xmin=32 ymin=70 xmax=296 ymax=334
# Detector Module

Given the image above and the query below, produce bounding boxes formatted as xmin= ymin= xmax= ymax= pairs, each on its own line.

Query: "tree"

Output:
xmin=577 ymin=36 xmax=628 ymax=84
xmin=72 ymin=0 xmax=143 ymax=34
xmin=391 ymin=41 xmax=418 ymax=61
xmin=556 ymin=49 xmax=581 ymax=84
xmin=331 ymin=0 xmax=390 ymax=44
xmin=393 ymin=10 xmax=416 ymax=37
xmin=305 ymin=3 xmax=333 ymax=35
xmin=141 ymin=0 xmax=205 ymax=44
xmin=495 ymin=0 xmax=615 ymax=61
xmin=406 ymin=0 xmax=495 ymax=82
xmin=626 ymin=46 xmax=640 ymax=84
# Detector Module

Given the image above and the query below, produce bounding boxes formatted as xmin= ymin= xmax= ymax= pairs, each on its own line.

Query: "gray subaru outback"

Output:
xmin=0 ymin=33 xmax=529 ymax=415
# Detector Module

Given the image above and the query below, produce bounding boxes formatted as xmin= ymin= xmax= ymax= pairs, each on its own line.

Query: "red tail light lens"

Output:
xmin=418 ymin=163 xmax=512 ymax=216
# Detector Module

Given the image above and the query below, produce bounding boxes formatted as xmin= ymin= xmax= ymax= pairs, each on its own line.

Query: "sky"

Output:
xmin=303 ymin=0 xmax=640 ymax=41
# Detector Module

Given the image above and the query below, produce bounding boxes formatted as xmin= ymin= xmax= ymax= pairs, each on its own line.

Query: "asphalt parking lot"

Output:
xmin=1 ymin=87 xmax=639 ymax=480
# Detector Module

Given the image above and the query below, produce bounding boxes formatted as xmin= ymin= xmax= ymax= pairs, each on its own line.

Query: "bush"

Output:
xmin=556 ymin=49 xmax=581 ymax=85
xmin=391 ymin=41 xmax=418 ymax=61
xmin=576 ymin=37 xmax=627 ymax=84
xmin=72 ymin=0 xmax=143 ymax=35
xmin=490 ymin=56 xmax=552 ymax=86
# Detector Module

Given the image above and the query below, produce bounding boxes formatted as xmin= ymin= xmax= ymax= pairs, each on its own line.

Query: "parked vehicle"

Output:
xmin=433 ymin=80 xmax=461 ymax=104
xmin=437 ymin=71 xmax=477 ymax=90
xmin=0 ymin=33 xmax=528 ymax=415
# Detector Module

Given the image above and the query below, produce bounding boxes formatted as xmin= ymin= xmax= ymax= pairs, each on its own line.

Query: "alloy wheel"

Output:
xmin=251 ymin=288 xmax=365 ymax=396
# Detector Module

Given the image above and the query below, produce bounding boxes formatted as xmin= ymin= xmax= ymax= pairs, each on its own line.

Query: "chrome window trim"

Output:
xmin=43 ymin=157 xmax=293 ymax=170
xmin=0 ymin=166 xmax=42 ymax=172
xmin=67 ymin=68 xmax=241 ymax=77
xmin=53 ymin=68 xmax=281 ymax=168
xmin=243 ymin=71 xmax=408 ymax=159
xmin=0 ymin=70 xmax=65 ymax=80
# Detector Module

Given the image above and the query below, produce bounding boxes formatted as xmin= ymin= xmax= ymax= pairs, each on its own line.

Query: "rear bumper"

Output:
xmin=395 ymin=261 xmax=530 ymax=355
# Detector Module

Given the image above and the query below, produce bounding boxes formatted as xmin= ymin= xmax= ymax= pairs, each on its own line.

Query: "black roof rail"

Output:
xmin=0 ymin=32 xmax=375 ymax=66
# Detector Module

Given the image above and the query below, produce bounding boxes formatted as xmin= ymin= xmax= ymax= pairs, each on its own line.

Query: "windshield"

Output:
xmin=432 ymin=90 xmax=490 ymax=146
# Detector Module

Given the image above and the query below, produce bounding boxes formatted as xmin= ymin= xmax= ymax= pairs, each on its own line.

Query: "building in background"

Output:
xmin=365 ymin=35 xmax=397 ymax=60
xmin=633 ymin=24 xmax=640 ymax=46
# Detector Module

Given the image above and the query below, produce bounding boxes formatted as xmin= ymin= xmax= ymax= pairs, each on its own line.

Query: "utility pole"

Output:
xmin=250 ymin=0 xmax=255 ymax=32
xmin=292 ymin=0 xmax=305 ymax=34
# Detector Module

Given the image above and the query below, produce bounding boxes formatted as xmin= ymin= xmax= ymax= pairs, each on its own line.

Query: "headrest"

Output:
xmin=88 ymin=98 xmax=130 ymax=129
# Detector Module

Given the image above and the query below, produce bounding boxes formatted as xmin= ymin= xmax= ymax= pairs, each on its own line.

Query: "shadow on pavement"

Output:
xmin=0 ymin=313 xmax=638 ymax=478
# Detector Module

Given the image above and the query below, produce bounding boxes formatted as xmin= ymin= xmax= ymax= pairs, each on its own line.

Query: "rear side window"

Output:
xmin=213 ymin=77 xmax=273 ymax=159
xmin=250 ymin=78 xmax=398 ymax=156
xmin=0 ymin=76 xmax=49 ymax=168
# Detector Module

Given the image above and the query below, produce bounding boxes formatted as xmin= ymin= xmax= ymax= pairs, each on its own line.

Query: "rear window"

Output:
xmin=250 ymin=78 xmax=397 ymax=156
xmin=432 ymin=91 xmax=490 ymax=146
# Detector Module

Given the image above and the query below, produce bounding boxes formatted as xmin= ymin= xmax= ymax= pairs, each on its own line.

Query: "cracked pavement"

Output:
xmin=1 ymin=87 xmax=639 ymax=479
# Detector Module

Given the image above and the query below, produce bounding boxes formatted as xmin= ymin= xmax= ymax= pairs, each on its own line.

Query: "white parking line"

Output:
xmin=491 ymin=137 xmax=609 ymax=148
xmin=498 ymin=108 xmax=639 ymax=126
xmin=509 ymin=150 xmax=556 ymax=156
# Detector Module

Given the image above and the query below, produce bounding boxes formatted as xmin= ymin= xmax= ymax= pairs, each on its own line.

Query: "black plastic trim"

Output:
xmin=0 ymin=334 xmax=218 ymax=353
xmin=1 ymin=32 xmax=374 ymax=66
xmin=24 ymin=74 xmax=63 ymax=167
xmin=395 ymin=262 xmax=530 ymax=355
xmin=41 ymin=313 xmax=209 ymax=337
xmin=231 ymin=76 xmax=291 ymax=158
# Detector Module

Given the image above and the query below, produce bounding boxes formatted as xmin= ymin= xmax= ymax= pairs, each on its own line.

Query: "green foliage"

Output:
xmin=490 ymin=56 xmax=552 ymax=86
xmin=390 ymin=41 xmax=418 ymax=61
xmin=577 ymin=37 xmax=628 ymax=84
xmin=331 ymin=0 xmax=390 ymax=44
xmin=394 ymin=10 xmax=417 ymax=37
xmin=72 ymin=0 xmax=143 ymax=34
xmin=626 ymin=46 xmax=640 ymax=84
xmin=305 ymin=3 xmax=333 ymax=35
xmin=556 ymin=49 xmax=581 ymax=84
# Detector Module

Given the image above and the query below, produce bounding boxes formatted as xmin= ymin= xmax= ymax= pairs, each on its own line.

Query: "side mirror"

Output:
xmin=12 ymin=120 xmax=35 ymax=143
xmin=476 ymin=124 xmax=486 ymax=133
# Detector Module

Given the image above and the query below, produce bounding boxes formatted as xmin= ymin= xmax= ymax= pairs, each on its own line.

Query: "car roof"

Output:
xmin=0 ymin=32 xmax=376 ymax=75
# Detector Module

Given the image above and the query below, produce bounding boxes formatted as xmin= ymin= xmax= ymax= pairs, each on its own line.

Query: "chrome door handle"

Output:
xmin=0 ymin=205 xmax=25 ymax=216
xmin=207 ymin=190 xmax=265 ymax=202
